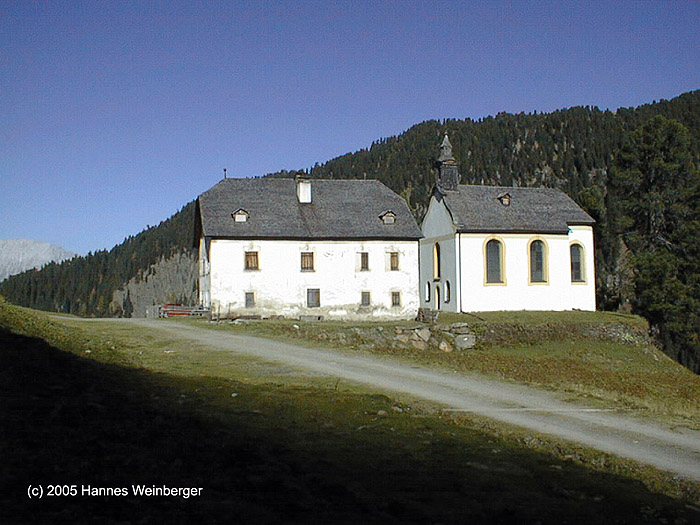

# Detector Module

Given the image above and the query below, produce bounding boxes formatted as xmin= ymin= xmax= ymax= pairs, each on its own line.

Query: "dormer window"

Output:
xmin=497 ymin=193 xmax=511 ymax=207
xmin=232 ymin=209 xmax=249 ymax=223
xmin=379 ymin=211 xmax=396 ymax=224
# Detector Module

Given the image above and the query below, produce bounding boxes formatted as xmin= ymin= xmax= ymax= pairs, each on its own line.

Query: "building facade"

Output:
xmin=195 ymin=177 xmax=421 ymax=320
xmin=419 ymin=135 xmax=597 ymax=313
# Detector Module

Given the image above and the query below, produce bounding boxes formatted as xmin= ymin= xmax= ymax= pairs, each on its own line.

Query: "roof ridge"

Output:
xmin=457 ymin=184 xmax=561 ymax=191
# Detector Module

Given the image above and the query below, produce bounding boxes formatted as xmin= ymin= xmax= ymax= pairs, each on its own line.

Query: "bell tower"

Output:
xmin=436 ymin=133 xmax=460 ymax=192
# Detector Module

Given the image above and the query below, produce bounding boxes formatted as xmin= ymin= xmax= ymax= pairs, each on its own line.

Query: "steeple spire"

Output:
xmin=436 ymin=133 xmax=460 ymax=191
xmin=438 ymin=133 xmax=455 ymax=162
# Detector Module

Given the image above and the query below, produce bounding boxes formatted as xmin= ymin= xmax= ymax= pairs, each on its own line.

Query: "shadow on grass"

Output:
xmin=1 ymin=327 xmax=697 ymax=524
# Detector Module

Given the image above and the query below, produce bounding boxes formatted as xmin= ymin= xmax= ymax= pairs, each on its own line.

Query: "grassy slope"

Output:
xmin=195 ymin=311 xmax=700 ymax=428
xmin=1 ymin=299 xmax=699 ymax=523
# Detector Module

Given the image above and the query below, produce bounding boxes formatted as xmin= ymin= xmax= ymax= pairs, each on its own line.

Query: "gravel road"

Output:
xmin=129 ymin=319 xmax=700 ymax=481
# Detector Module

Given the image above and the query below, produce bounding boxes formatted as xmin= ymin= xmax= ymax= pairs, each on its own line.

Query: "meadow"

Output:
xmin=1 ymin=298 xmax=698 ymax=523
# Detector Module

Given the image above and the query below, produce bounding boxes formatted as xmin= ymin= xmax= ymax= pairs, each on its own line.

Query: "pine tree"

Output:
xmin=610 ymin=116 xmax=700 ymax=371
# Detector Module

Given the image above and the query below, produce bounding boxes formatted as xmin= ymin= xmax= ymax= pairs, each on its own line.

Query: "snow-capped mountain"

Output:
xmin=0 ymin=239 xmax=76 ymax=282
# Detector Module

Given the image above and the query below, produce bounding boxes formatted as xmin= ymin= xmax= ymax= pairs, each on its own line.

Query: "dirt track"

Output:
xmin=123 ymin=319 xmax=700 ymax=481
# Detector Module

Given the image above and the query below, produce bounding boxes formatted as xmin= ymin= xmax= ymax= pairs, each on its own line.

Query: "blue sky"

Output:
xmin=1 ymin=1 xmax=698 ymax=255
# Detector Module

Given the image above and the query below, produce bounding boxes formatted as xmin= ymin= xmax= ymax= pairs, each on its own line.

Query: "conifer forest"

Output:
xmin=1 ymin=90 xmax=698 ymax=371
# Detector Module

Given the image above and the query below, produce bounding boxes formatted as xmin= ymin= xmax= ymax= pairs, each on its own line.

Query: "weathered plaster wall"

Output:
xmin=207 ymin=239 xmax=419 ymax=320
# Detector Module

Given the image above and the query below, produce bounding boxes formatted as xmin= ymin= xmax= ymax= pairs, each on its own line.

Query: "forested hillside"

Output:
xmin=271 ymin=90 xmax=700 ymax=308
xmin=1 ymin=90 xmax=698 ymax=370
xmin=0 ymin=202 xmax=195 ymax=317
xmin=273 ymin=91 xmax=699 ymax=206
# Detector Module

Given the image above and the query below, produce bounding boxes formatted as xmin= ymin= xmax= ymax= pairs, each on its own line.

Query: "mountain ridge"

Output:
xmin=0 ymin=239 xmax=75 ymax=282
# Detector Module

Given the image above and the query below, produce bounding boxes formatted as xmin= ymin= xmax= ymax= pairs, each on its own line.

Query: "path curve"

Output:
xmin=122 ymin=319 xmax=700 ymax=481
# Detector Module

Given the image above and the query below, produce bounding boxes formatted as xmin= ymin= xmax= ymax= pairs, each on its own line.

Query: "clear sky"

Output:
xmin=1 ymin=1 xmax=698 ymax=255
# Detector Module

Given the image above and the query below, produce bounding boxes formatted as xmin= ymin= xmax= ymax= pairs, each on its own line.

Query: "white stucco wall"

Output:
xmin=420 ymin=196 xmax=596 ymax=313
xmin=204 ymin=238 xmax=419 ymax=320
xmin=458 ymin=226 xmax=596 ymax=312
xmin=419 ymin=198 xmax=460 ymax=312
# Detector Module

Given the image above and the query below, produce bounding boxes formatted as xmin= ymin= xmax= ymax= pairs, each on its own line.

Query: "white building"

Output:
xmin=195 ymin=177 xmax=422 ymax=320
xmin=420 ymin=135 xmax=596 ymax=313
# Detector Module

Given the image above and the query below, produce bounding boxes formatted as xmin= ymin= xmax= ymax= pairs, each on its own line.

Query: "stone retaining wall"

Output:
xmin=269 ymin=319 xmax=650 ymax=354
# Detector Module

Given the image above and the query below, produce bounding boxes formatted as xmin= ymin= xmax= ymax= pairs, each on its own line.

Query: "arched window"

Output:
xmin=529 ymin=239 xmax=547 ymax=283
xmin=434 ymin=285 xmax=441 ymax=310
xmin=485 ymin=239 xmax=504 ymax=284
xmin=570 ymin=244 xmax=585 ymax=283
xmin=424 ymin=282 xmax=431 ymax=303
xmin=433 ymin=243 xmax=441 ymax=280
xmin=444 ymin=281 xmax=451 ymax=303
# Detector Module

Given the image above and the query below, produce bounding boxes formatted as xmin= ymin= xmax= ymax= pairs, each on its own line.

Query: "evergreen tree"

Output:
xmin=610 ymin=116 xmax=700 ymax=371
xmin=1 ymin=90 xmax=699 ymax=373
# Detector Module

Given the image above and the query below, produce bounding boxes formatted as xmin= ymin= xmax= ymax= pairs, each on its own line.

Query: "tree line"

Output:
xmin=1 ymin=90 xmax=698 ymax=371
xmin=0 ymin=202 xmax=195 ymax=318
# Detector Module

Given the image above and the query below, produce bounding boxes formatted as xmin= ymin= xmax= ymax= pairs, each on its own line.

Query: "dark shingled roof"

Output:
xmin=440 ymin=185 xmax=595 ymax=234
xmin=197 ymin=178 xmax=422 ymax=240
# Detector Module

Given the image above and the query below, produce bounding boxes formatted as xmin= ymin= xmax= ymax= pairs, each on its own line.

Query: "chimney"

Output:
xmin=297 ymin=177 xmax=312 ymax=204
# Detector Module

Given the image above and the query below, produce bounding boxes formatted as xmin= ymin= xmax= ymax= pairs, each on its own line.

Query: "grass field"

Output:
xmin=190 ymin=311 xmax=700 ymax=428
xmin=1 ymin=298 xmax=699 ymax=523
